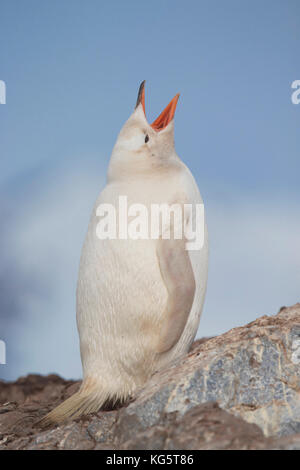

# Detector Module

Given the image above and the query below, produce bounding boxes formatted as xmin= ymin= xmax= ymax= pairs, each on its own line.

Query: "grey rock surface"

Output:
xmin=124 ymin=303 xmax=300 ymax=438
xmin=1 ymin=303 xmax=300 ymax=449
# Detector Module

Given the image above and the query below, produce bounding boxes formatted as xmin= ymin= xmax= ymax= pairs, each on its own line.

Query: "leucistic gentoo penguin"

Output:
xmin=42 ymin=81 xmax=208 ymax=424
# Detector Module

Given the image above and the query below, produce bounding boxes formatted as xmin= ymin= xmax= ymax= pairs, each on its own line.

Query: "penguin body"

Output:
xmin=42 ymin=82 xmax=208 ymax=424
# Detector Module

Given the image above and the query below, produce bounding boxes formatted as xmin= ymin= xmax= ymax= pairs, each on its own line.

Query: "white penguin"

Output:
xmin=42 ymin=81 xmax=208 ymax=424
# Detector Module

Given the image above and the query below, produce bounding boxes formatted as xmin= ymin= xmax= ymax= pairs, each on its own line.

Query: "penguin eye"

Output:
xmin=145 ymin=134 xmax=149 ymax=143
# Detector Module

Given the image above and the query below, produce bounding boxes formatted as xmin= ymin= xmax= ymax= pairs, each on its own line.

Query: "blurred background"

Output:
xmin=0 ymin=0 xmax=299 ymax=381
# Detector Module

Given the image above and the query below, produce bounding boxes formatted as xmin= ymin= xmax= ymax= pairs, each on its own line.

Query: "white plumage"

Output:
xmin=42 ymin=82 xmax=208 ymax=424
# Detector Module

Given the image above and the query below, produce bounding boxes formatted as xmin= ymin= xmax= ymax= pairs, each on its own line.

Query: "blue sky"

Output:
xmin=0 ymin=0 xmax=299 ymax=380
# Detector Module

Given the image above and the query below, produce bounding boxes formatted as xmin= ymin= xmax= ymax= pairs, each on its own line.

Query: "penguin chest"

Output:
xmin=77 ymin=224 xmax=168 ymax=368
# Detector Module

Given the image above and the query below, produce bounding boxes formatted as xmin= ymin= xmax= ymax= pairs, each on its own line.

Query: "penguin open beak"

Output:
xmin=135 ymin=81 xmax=180 ymax=132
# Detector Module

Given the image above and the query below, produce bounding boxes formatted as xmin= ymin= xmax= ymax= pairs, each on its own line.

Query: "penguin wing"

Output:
xmin=156 ymin=206 xmax=196 ymax=353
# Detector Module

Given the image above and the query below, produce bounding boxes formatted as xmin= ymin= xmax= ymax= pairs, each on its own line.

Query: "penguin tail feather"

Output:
xmin=37 ymin=384 xmax=113 ymax=427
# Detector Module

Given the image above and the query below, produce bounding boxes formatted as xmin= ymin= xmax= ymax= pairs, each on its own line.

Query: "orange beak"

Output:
xmin=135 ymin=81 xmax=180 ymax=132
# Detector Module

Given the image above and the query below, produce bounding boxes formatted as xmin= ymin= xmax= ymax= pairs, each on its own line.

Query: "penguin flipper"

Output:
xmin=156 ymin=234 xmax=195 ymax=354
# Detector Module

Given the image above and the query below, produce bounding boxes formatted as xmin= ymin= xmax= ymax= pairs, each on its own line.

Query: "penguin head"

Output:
xmin=108 ymin=81 xmax=180 ymax=181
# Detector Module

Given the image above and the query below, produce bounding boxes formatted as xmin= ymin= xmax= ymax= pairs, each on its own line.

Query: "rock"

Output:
xmin=119 ymin=403 xmax=269 ymax=450
xmin=120 ymin=303 xmax=300 ymax=438
xmin=27 ymin=423 xmax=95 ymax=450
xmin=0 ymin=303 xmax=300 ymax=449
xmin=0 ymin=374 xmax=80 ymax=406
xmin=266 ymin=434 xmax=300 ymax=450
xmin=86 ymin=411 xmax=117 ymax=445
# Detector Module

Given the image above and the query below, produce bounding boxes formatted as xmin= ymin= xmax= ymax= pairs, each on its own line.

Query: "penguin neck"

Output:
xmin=107 ymin=150 xmax=182 ymax=184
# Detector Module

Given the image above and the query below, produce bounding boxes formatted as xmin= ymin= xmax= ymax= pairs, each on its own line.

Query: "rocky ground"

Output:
xmin=1 ymin=303 xmax=300 ymax=450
